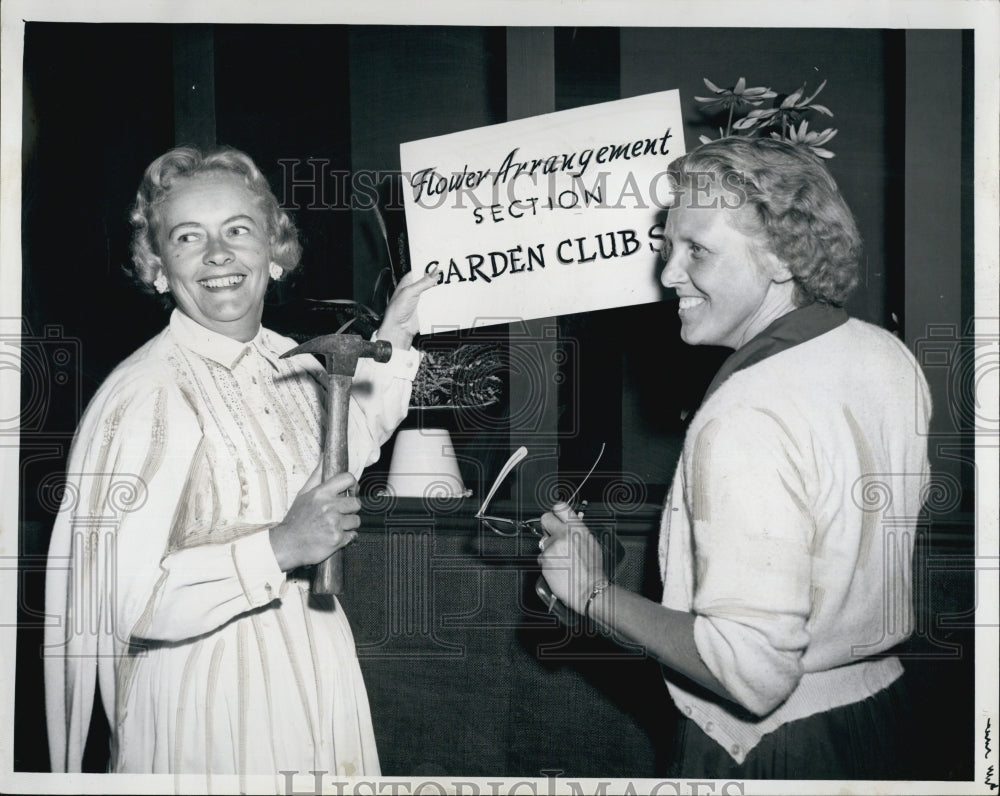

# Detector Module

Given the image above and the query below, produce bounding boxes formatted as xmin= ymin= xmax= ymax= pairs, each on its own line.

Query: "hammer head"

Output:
xmin=281 ymin=333 xmax=392 ymax=376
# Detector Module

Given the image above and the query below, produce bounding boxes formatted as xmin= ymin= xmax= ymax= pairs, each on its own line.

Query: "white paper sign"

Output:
xmin=400 ymin=90 xmax=686 ymax=334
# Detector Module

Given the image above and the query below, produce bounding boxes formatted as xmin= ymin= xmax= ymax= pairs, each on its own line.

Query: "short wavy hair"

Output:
xmin=666 ymin=137 xmax=861 ymax=307
xmin=129 ymin=145 xmax=302 ymax=295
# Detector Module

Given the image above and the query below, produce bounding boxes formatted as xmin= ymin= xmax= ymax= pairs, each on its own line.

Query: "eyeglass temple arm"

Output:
xmin=563 ymin=442 xmax=606 ymax=508
xmin=475 ymin=446 xmax=528 ymax=517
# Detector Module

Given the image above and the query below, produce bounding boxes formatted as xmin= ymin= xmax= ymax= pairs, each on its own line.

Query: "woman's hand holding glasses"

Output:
xmin=475 ymin=443 xmax=621 ymax=622
xmin=537 ymin=501 xmax=610 ymax=618
xmin=474 ymin=443 xmax=602 ymax=541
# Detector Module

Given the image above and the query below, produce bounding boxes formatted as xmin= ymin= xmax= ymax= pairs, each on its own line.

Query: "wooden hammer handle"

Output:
xmin=312 ymin=373 xmax=353 ymax=595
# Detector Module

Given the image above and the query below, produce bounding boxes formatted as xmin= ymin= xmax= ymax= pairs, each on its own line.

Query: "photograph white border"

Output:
xmin=2 ymin=2 xmax=997 ymax=794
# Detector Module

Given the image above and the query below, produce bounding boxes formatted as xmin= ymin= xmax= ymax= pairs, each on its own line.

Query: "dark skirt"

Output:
xmin=666 ymin=673 xmax=917 ymax=780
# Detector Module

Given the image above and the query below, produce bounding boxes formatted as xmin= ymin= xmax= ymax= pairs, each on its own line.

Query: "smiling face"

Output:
xmin=155 ymin=172 xmax=273 ymax=342
xmin=659 ymin=190 xmax=798 ymax=349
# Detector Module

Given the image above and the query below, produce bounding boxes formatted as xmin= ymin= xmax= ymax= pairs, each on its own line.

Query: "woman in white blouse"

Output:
xmin=44 ymin=146 xmax=436 ymax=786
xmin=537 ymin=137 xmax=931 ymax=779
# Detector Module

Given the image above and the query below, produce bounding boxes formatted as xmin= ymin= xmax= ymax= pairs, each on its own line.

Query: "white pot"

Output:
xmin=385 ymin=427 xmax=467 ymax=498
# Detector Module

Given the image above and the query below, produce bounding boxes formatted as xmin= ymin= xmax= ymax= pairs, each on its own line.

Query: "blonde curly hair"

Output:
xmin=129 ymin=145 xmax=302 ymax=297
xmin=667 ymin=137 xmax=861 ymax=307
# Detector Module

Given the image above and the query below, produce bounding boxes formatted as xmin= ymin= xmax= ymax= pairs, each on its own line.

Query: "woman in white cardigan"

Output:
xmin=537 ymin=137 xmax=931 ymax=779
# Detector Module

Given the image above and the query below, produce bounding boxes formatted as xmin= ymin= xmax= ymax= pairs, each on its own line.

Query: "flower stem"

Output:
xmin=726 ymin=104 xmax=735 ymax=138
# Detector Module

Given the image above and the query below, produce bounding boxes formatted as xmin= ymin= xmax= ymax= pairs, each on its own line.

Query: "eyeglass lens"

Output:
xmin=476 ymin=443 xmax=605 ymax=538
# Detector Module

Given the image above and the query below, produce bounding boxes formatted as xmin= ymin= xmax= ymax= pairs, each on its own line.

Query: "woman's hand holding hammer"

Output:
xmin=269 ymin=471 xmax=362 ymax=572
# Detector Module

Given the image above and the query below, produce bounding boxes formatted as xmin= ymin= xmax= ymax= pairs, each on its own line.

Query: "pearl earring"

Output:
xmin=269 ymin=262 xmax=283 ymax=280
xmin=153 ymin=271 xmax=170 ymax=294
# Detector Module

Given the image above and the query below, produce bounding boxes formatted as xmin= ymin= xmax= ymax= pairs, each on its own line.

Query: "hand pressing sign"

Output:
xmin=400 ymin=90 xmax=685 ymax=333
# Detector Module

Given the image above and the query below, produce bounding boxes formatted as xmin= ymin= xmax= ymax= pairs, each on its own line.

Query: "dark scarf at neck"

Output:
xmin=701 ymin=302 xmax=849 ymax=406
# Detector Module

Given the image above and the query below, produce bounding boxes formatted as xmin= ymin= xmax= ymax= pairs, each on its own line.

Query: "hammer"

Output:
xmin=281 ymin=333 xmax=392 ymax=594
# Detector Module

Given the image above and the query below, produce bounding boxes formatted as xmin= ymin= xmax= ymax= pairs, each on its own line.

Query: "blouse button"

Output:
xmin=731 ymin=744 xmax=741 ymax=756
xmin=683 ymin=706 xmax=692 ymax=716
xmin=705 ymin=722 xmax=714 ymax=731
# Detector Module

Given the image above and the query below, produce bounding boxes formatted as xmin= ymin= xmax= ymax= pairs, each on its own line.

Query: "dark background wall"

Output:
xmin=18 ymin=24 xmax=177 ymax=772
xmin=618 ymin=27 xmax=901 ymax=489
xmin=16 ymin=23 xmax=976 ymax=779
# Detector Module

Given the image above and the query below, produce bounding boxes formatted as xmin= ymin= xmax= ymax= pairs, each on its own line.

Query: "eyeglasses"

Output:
xmin=474 ymin=443 xmax=606 ymax=538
